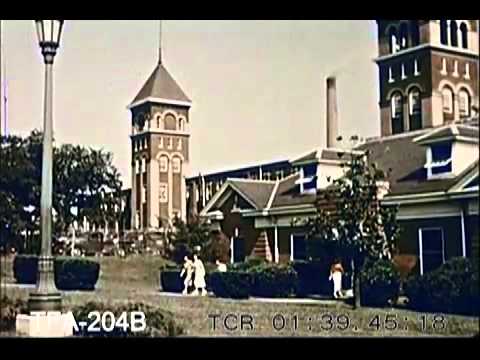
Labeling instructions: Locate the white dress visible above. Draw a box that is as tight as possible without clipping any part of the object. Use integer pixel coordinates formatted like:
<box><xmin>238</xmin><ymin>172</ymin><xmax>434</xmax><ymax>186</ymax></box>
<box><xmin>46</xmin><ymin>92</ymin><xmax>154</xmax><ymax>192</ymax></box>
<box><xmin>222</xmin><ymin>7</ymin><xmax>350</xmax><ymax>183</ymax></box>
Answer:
<box><xmin>332</xmin><ymin>271</ymin><xmax>342</xmax><ymax>295</ymax></box>
<box><xmin>193</xmin><ymin>259</ymin><xmax>207</xmax><ymax>288</ymax></box>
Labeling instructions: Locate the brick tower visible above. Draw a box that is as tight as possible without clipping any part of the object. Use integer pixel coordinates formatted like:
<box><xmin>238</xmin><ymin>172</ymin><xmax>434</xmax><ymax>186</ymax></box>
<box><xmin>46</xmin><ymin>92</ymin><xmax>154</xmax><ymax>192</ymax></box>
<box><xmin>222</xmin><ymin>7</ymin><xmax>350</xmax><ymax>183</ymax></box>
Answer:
<box><xmin>376</xmin><ymin>20</ymin><xmax>479</xmax><ymax>136</ymax></box>
<box><xmin>128</xmin><ymin>22</ymin><xmax>191</xmax><ymax>231</ymax></box>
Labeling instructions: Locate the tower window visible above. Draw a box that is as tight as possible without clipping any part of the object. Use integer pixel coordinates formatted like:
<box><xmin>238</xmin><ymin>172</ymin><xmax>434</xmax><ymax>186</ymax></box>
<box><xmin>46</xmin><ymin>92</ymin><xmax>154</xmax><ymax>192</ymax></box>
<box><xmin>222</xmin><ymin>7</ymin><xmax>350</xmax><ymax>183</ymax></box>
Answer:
<box><xmin>389</xmin><ymin>27</ymin><xmax>399</xmax><ymax>54</ymax></box>
<box><xmin>159</xmin><ymin>183</ymin><xmax>168</xmax><ymax>203</ymax></box>
<box><xmin>388</xmin><ymin>67</ymin><xmax>394</xmax><ymax>83</ymax></box>
<box><xmin>401</xmin><ymin>64</ymin><xmax>407</xmax><ymax>80</ymax></box>
<box><xmin>441</xmin><ymin>58</ymin><xmax>448</xmax><ymax>75</ymax></box>
<box><xmin>459</xmin><ymin>89</ymin><xmax>471</xmax><ymax>118</ymax></box>
<box><xmin>172</xmin><ymin>157</ymin><xmax>182</xmax><ymax>174</ymax></box>
<box><xmin>442</xmin><ymin>86</ymin><xmax>454</xmax><ymax>114</ymax></box>
<box><xmin>453</xmin><ymin>60</ymin><xmax>459</xmax><ymax>77</ymax></box>
<box><xmin>141</xmin><ymin>158</ymin><xmax>146</xmax><ymax>173</ymax></box>
<box><xmin>440</xmin><ymin>20</ymin><xmax>448</xmax><ymax>45</ymax></box>
<box><xmin>399</xmin><ymin>22</ymin><xmax>409</xmax><ymax>49</ymax></box>
<box><xmin>177</xmin><ymin>139</ymin><xmax>182</xmax><ymax>150</ymax></box>
<box><xmin>159</xmin><ymin>156</ymin><xmax>168</xmax><ymax>173</ymax></box>
<box><xmin>408</xmin><ymin>87</ymin><xmax>422</xmax><ymax>131</ymax></box>
<box><xmin>391</xmin><ymin>92</ymin><xmax>404</xmax><ymax>134</ymax></box>
<box><xmin>450</xmin><ymin>20</ymin><xmax>458</xmax><ymax>47</ymax></box>
<box><xmin>464</xmin><ymin>63</ymin><xmax>470</xmax><ymax>80</ymax></box>
<box><xmin>410</xmin><ymin>21</ymin><xmax>420</xmax><ymax>46</ymax></box>
<box><xmin>460</xmin><ymin>22</ymin><xmax>468</xmax><ymax>49</ymax></box>
<box><xmin>414</xmin><ymin>59</ymin><xmax>420</xmax><ymax>76</ymax></box>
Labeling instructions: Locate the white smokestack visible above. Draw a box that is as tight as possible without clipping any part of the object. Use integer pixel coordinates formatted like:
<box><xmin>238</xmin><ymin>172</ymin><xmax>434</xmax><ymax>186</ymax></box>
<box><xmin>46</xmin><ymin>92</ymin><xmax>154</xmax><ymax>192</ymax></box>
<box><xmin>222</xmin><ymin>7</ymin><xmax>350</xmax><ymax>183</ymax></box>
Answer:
<box><xmin>326</xmin><ymin>76</ymin><xmax>338</xmax><ymax>149</ymax></box>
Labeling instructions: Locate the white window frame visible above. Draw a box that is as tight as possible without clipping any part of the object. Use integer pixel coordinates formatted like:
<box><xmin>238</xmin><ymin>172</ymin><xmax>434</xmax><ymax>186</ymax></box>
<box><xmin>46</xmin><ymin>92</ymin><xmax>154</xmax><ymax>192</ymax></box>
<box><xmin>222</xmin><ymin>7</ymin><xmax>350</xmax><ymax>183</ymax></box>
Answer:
<box><xmin>442</xmin><ymin>87</ymin><xmax>454</xmax><ymax>113</ymax></box>
<box><xmin>418</xmin><ymin>227</ymin><xmax>445</xmax><ymax>275</ymax></box>
<box><xmin>159</xmin><ymin>156</ymin><xmax>168</xmax><ymax>173</ymax></box>
<box><xmin>464</xmin><ymin>62</ymin><xmax>470</xmax><ymax>80</ymax></box>
<box><xmin>458</xmin><ymin>90</ymin><xmax>470</xmax><ymax>117</ymax></box>
<box><xmin>408</xmin><ymin>89</ymin><xmax>421</xmax><ymax>115</ymax></box>
<box><xmin>290</xmin><ymin>233</ymin><xmax>307</xmax><ymax>262</ymax></box>
<box><xmin>441</xmin><ymin>58</ymin><xmax>448</xmax><ymax>76</ymax></box>
<box><xmin>388</xmin><ymin>66</ymin><xmax>394</xmax><ymax>83</ymax></box>
<box><xmin>453</xmin><ymin>60</ymin><xmax>459</xmax><ymax>77</ymax></box>
<box><xmin>172</xmin><ymin>157</ymin><xmax>182</xmax><ymax>174</ymax></box>
<box><xmin>414</xmin><ymin>59</ymin><xmax>420</xmax><ymax>76</ymax></box>
<box><xmin>401</xmin><ymin>63</ymin><xmax>407</xmax><ymax>80</ymax></box>
<box><xmin>425</xmin><ymin>144</ymin><xmax>453</xmax><ymax>179</ymax></box>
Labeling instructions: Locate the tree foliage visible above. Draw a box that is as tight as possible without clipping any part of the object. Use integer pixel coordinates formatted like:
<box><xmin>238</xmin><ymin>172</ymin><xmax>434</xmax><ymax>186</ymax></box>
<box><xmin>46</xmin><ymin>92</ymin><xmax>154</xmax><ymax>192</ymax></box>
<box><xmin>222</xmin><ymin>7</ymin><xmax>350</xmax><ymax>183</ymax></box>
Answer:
<box><xmin>304</xmin><ymin>143</ymin><xmax>400</xmax><ymax>307</ymax></box>
<box><xmin>0</xmin><ymin>131</ymin><xmax>123</xmax><ymax>252</ymax></box>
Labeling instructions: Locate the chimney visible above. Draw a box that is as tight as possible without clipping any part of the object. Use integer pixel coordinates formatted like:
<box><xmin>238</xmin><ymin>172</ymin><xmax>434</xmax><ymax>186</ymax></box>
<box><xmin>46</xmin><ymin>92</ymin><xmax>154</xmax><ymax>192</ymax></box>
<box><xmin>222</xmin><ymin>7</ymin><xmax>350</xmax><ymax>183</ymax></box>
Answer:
<box><xmin>326</xmin><ymin>76</ymin><xmax>338</xmax><ymax>149</ymax></box>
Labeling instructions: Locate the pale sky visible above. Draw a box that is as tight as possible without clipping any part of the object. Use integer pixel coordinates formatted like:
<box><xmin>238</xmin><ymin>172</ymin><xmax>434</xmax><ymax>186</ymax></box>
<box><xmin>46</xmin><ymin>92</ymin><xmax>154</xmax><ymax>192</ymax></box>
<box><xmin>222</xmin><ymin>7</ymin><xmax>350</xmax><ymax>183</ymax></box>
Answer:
<box><xmin>1</xmin><ymin>20</ymin><xmax>380</xmax><ymax>188</ymax></box>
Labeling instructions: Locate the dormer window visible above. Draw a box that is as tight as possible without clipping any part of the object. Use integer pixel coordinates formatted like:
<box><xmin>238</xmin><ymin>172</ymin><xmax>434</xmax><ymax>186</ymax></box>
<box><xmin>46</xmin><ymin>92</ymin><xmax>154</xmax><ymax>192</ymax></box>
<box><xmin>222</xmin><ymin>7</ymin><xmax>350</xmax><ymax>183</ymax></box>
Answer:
<box><xmin>296</xmin><ymin>164</ymin><xmax>317</xmax><ymax>194</ymax></box>
<box><xmin>426</xmin><ymin>142</ymin><xmax>453</xmax><ymax>178</ymax></box>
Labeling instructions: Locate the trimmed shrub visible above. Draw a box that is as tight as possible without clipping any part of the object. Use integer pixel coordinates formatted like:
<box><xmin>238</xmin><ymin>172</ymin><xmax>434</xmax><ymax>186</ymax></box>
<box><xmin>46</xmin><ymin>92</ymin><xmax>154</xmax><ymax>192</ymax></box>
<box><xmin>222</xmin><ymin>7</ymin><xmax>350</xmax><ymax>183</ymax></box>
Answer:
<box><xmin>292</xmin><ymin>260</ymin><xmax>331</xmax><ymax>296</ymax></box>
<box><xmin>12</xmin><ymin>255</ymin><xmax>100</xmax><ymax>291</ymax></box>
<box><xmin>71</xmin><ymin>301</ymin><xmax>184</xmax><ymax>337</ymax></box>
<box><xmin>250</xmin><ymin>263</ymin><xmax>298</xmax><ymax>298</ymax></box>
<box><xmin>160</xmin><ymin>269</ymin><xmax>184</xmax><ymax>293</ymax></box>
<box><xmin>405</xmin><ymin>257</ymin><xmax>479</xmax><ymax>315</ymax></box>
<box><xmin>209</xmin><ymin>271</ymin><xmax>252</xmax><ymax>299</ymax></box>
<box><xmin>55</xmin><ymin>257</ymin><xmax>100</xmax><ymax>291</ymax></box>
<box><xmin>0</xmin><ymin>297</ymin><xmax>28</xmax><ymax>332</ymax></box>
<box><xmin>360</xmin><ymin>258</ymin><xmax>400</xmax><ymax>307</ymax></box>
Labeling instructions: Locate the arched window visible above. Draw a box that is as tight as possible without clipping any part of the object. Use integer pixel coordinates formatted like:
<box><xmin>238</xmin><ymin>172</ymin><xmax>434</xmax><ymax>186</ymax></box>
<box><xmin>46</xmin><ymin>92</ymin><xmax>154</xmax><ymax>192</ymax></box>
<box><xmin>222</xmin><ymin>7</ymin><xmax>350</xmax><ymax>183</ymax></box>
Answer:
<box><xmin>460</xmin><ymin>22</ymin><xmax>468</xmax><ymax>49</ymax></box>
<box><xmin>389</xmin><ymin>27</ymin><xmax>399</xmax><ymax>54</ymax></box>
<box><xmin>410</xmin><ymin>21</ymin><xmax>420</xmax><ymax>46</ymax></box>
<box><xmin>172</xmin><ymin>157</ymin><xmax>182</xmax><ymax>174</ymax></box>
<box><xmin>442</xmin><ymin>86</ymin><xmax>454</xmax><ymax>114</ymax></box>
<box><xmin>400</xmin><ymin>23</ymin><xmax>409</xmax><ymax>49</ymax></box>
<box><xmin>450</xmin><ymin>21</ymin><xmax>458</xmax><ymax>47</ymax></box>
<box><xmin>440</xmin><ymin>20</ymin><xmax>448</xmax><ymax>45</ymax></box>
<box><xmin>458</xmin><ymin>89</ymin><xmax>471</xmax><ymax>118</ymax></box>
<box><xmin>159</xmin><ymin>156</ymin><xmax>169</xmax><ymax>173</ymax></box>
<box><xmin>408</xmin><ymin>87</ymin><xmax>422</xmax><ymax>131</ymax></box>
<box><xmin>178</xmin><ymin>118</ymin><xmax>184</xmax><ymax>131</ymax></box>
<box><xmin>391</xmin><ymin>92</ymin><xmax>404</xmax><ymax>134</ymax></box>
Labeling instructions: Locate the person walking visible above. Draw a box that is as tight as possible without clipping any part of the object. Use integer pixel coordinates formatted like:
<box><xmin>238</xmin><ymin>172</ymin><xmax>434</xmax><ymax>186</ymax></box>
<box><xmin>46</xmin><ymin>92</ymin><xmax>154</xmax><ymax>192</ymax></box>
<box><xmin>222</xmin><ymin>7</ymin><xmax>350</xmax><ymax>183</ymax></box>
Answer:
<box><xmin>192</xmin><ymin>253</ymin><xmax>207</xmax><ymax>296</ymax></box>
<box><xmin>329</xmin><ymin>258</ymin><xmax>344</xmax><ymax>299</ymax></box>
<box><xmin>180</xmin><ymin>255</ymin><xmax>194</xmax><ymax>295</ymax></box>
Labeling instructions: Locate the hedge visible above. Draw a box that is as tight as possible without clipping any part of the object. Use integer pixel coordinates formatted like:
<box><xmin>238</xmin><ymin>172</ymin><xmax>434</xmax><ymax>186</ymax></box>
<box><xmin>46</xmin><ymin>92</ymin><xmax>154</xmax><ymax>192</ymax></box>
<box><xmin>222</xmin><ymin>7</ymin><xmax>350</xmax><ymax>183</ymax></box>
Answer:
<box><xmin>360</xmin><ymin>258</ymin><xmax>400</xmax><ymax>307</ymax></box>
<box><xmin>159</xmin><ymin>269</ymin><xmax>184</xmax><ymax>293</ymax></box>
<box><xmin>250</xmin><ymin>263</ymin><xmax>298</xmax><ymax>298</ymax></box>
<box><xmin>13</xmin><ymin>255</ymin><xmax>100</xmax><ymax>291</ymax></box>
<box><xmin>70</xmin><ymin>301</ymin><xmax>184</xmax><ymax>337</ymax></box>
<box><xmin>405</xmin><ymin>257</ymin><xmax>479</xmax><ymax>316</ymax></box>
<box><xmin>208</xmin><ymin>271</ymin><xmax>252</xmax><ymax>299</ymax></box>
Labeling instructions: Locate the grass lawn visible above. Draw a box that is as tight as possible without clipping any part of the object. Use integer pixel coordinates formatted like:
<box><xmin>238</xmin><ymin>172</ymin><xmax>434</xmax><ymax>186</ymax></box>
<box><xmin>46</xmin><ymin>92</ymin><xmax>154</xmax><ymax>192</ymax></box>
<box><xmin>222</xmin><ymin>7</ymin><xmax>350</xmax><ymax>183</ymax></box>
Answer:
<box><xmin>1</xmin><ymin>255</ymin><xmax>479</xmax><ymax>337</ymax></box>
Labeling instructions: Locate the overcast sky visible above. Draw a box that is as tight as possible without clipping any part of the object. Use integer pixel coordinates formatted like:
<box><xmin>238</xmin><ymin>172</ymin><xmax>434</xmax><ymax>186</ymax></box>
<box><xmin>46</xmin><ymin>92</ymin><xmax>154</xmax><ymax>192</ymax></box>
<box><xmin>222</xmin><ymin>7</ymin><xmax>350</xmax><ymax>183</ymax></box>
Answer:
<box><xmin>1</xmin><ymin>20</ymin><xmax>379</xmax><ymax>188</ymax></box>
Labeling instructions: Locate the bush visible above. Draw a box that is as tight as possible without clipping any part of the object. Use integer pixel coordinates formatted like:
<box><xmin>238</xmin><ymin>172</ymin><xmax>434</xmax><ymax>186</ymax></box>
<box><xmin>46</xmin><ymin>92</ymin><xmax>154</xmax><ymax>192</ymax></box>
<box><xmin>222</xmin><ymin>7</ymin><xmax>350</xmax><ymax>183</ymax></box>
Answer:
<box><xmin>12</xmin><ymin>255</ymin><xmax>100</xmax><ymax>291</ymax></box>
<box><xmin>202</xmin><ymin>232</ymin><xmax>230</xmax><ymax>264</ymax></box>
<box><xmin>169</xmin><ymin>242</ymin><xmax>192</xmax><ymax>265</ymax></box>
<box><xmin>292</xmin><ymin>260</ymin><xmax>331</xmax><ymax>296</ymax></box>
<box><xmin>159</xmin><ymin>269</ymin><xmax>184</xmax><ymax>293</ymax></box>
<box><xmin>209</xmin><ymin>271</ymin><xmax>252</xmax><ymax>299</ymax></box>
<box><xmin>250</xmin><ymin>263</ymin><xmax>298</xmax><ymax>298</ymax></box>
<box><xmin>71</xmin><ymin>301</ymin><xmax>184</xmax><ymax>337</ymax></box>
<box><xmin>360</xmin><ymin>258</ymin><xmax>400</xmax><ymax>307</ymax></box>
<box><xmin>229</xmin><ymin>256</ymin><xmax>266</xmax><ymax>272</ymax></box>
<box><xmin>0</xmin><ymin>297</ymin><xmax>28</xmax><ymax>332</ymax></box>
<box><xmin>405</xmin><ymin>257</ymin><xmax>479</xmax><ymax>315</ymax></box>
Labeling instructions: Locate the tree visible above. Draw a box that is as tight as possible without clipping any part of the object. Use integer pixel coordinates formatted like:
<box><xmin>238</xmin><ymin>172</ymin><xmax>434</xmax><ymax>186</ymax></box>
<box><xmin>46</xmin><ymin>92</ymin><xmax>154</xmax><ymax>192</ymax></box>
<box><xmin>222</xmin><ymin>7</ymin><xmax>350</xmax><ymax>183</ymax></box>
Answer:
<box><xmin>304</xmin><ymin>139</ymin><xmax>400</xmax><ymax>308</ymax></box>
<box><xmin>167</xmin><ymin>215</ymin><xmax>211</xmax><ymax>264</ymax></box>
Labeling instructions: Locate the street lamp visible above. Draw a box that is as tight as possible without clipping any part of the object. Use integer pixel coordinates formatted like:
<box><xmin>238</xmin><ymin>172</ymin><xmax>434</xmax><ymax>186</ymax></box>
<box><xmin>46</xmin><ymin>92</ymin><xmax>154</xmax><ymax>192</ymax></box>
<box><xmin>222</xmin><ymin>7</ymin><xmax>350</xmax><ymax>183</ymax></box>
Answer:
<box><xmin>28</xmin><ymin>20</ymin><xmax>64</xmax><ymax>312</ymax></box>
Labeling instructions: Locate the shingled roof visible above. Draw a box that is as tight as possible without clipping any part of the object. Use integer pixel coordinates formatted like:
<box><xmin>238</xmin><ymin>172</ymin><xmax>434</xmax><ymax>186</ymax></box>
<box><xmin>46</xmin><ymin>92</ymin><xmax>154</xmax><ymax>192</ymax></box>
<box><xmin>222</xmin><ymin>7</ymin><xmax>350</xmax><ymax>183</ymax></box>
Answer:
<box><xmin>129</xmin><ymin>63</ymin><xmax>191</xmax><ymax>108</ymax></box>
<box><xmin>228</xmin><ymin>179</ymin><xmax>276</xmax><ymax>210</ymax></box>
<box><xmin>356</xmin><ymin>124</ymin><xmax>479</xmax><ymax>196</ymax></box>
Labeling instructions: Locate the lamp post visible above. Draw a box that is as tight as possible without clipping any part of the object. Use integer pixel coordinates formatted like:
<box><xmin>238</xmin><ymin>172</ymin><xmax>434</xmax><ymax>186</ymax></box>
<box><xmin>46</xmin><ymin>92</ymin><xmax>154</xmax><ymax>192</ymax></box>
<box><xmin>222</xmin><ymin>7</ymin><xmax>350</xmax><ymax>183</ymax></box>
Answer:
<box><xmin>28</xmin><ymin>20</ymin><xmax>64</xmax><ymax>312</ymax></box>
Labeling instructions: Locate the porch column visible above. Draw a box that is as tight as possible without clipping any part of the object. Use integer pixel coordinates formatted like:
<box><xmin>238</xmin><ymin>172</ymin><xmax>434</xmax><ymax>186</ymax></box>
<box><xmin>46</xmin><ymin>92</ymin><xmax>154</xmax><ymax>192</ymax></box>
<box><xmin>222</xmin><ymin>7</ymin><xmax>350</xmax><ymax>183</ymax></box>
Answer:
<box><xmin>274</xmin><ymin>224</ymin><xmax>279</xmax><ymax>263</ymax></box>
<box><xmin>460</xmin><ymin>205</ymin><xmax>467</xmax><ymax>258</ymax></box>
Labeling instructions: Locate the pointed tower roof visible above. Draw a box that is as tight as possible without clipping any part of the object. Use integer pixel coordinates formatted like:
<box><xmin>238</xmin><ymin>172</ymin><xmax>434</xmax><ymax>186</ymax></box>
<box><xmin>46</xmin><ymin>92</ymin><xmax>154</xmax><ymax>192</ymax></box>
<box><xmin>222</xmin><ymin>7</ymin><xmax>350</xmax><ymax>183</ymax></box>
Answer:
<box><xmin>128</xmin><ymin>63</ymin><xmax>192</xmax><ymax>109</ymax></box>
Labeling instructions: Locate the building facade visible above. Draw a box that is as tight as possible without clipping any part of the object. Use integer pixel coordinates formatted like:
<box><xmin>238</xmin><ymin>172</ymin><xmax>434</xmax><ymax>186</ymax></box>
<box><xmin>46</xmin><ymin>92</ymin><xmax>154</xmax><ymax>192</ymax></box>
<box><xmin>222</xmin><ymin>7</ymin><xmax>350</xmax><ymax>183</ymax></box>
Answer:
<box><xmin>128</xmin><ymin>54</ymin><xmax>191</xmax><ymax>231</ymax></box>
<box><xmin>376</xmin><ymin>20</ymin><xmax>479</xmax><ymax>136</ymax></box>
